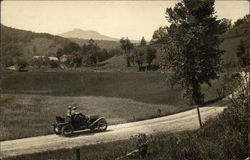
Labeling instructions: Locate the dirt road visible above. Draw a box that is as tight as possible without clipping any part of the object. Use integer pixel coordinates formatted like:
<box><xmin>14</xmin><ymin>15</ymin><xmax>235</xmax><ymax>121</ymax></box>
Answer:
<box><xmin>0</xmin><ymin>106</ymin><xmax>225</xmax><ymax>159</ymax></box>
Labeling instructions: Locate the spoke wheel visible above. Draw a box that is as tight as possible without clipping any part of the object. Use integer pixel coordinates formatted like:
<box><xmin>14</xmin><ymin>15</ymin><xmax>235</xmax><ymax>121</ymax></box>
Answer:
<box><xmin>53</xmin><ymin>125</ymin><xmax>61</xmax><ymax>135</ymax></box>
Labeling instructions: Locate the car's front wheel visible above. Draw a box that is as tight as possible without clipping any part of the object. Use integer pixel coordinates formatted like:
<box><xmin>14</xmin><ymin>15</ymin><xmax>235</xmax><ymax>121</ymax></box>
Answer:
<box><xmin>53</xmin><ymin>125</ymin><xmax>61</xmax><ymax>135</ymax></box>
<box><xmin>62</xmin><ymin>125</ymin><xmax>74</xmax><ymax>136</ymax></box>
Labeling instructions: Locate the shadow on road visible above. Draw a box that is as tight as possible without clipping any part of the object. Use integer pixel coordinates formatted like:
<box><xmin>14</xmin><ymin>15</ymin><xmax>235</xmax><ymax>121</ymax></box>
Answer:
<box><xmin>65</xmin><ymin>129</ymin><xmax>113</xmax><ymax>138</ymax></box>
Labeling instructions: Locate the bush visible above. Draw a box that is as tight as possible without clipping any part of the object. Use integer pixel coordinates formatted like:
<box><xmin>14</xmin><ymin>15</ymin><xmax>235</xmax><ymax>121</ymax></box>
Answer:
<box><xmin>49</xmin><ymin>60</ymin><xmax>58</xmax><ymax>68</ymax></box>
<box><xmin>16</xmin><ymin>58</ymin><xmax>28</xmax><ymax>71</ymax></box>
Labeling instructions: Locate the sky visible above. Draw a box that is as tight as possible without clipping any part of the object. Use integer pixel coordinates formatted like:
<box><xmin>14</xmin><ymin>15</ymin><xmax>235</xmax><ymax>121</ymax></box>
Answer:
<box><xmin>1</xmin><ymin>1</ymin><xmax>249</xmax><ymax>41</ymax></box>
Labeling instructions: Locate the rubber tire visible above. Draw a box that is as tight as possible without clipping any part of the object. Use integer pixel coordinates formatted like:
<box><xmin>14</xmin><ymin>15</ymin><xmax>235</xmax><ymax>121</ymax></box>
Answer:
<box><xmin>62</xmin><ymin>125</ymin><xmax>74</xmax><ymax>136</ymax></box>
<box><xmin>97</xmin><ymin>119</ymin><xmax>108</xmax><ymax>132</ymax></box>
<box><xmin>53</xmin><ymin>125</ymin><xmax>61</xmax><ymax>135</ymax></box>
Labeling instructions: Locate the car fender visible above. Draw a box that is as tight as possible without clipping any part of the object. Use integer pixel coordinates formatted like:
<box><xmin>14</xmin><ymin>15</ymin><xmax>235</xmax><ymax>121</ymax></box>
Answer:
<box><xmin>89</xmin><ymin>117</ymin><xmax>106</xmax><ymax>128</ymax></box>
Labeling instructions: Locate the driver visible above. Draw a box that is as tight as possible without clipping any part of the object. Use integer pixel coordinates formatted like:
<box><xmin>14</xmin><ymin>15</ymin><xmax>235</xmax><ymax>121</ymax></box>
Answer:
<box><xmin>71</xmin><ymin>106</ymin><xmax>79</xmax><ymax>116</ymax></box>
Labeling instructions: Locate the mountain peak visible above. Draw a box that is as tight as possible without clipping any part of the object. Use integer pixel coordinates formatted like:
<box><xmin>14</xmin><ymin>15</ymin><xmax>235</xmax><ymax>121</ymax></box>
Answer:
<box><xmin>58</xmin><ymin>28</ymin><xmax>118</xmax><ymax>41</ymax></box>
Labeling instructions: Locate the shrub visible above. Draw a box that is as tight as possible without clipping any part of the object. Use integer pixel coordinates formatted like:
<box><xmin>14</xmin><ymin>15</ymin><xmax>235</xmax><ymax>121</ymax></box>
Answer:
<box><xmin>16</xmin><ymin>58</ymin><xmax>28</xmax><ymax>71</ymax></box>
<box><xmin>49</xmin><ymin>60</ymin><xmax>59</xmax><ymax>68</ymax></box>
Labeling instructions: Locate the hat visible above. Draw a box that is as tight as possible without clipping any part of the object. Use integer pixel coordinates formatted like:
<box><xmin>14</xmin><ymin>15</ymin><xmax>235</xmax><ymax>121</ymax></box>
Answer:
<box><xmin>73</xmin><ymin>106</ymin><xmax>77</xmax><ymax>110</ymax></box>
<box><xmin>68</xmin><ymin>106</ymin><xmax>72</xmax><ymax>109</ymax></box>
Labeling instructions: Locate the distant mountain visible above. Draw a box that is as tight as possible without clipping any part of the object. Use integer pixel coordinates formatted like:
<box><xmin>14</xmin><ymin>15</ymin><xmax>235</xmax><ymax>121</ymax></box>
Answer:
<box><xmin>59</xmin><ymin>28</ymin><xmax>119</xmax><ymax>41</ymax></box>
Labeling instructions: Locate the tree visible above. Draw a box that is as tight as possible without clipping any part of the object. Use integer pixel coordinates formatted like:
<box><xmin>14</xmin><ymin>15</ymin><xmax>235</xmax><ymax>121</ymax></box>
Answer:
<box><xmin>63</xmin><ymin>42</ymin><xmax>80</xmax><ymax>55</ymax></box>
<box><xmin>152</xmin><ymin>27</ymin><xmax>168</xmax><ymax>44</ymax></box>
<box><xmin>237</xmin><ymin>39</ymin><xmax>250</xmax><ymax>68</ymax></box>
<box><xmin>120</xmin><ymin>37</ymin><xmax>134</xmax><ymax>67</ymax></box>
<box><xmin>16</xmin><ymin>57</ymin><xmax>28</xmax><ymax>71</ymax></box>
<box><xmin>146</xmin><ymin>46</ymin><xmax>156</xmax><ymax>68</ymax></box>
<box><xmin>221</xmin><ymin>18</ymin><xmax>232</xmax><ymax>31</ymax></box>
<box><xmin>234</xmin><ymin>14</ymin><xmax>249</xmax><ymax>27</ymax></box>
<box><xmin>133</xmin><ymin>47</ymin><xmax>146</xmax><ymax>71</ymax></box>
<box><xmin>31</xmin><ymin>57</ymin><xmax>43</xmax><ymax>69</ymax></box>
<box><xmin>56</xmin><ymin>48</ymin><xmax>64</xmax><ymax>58</ymax></box>
<box><xmin>71</xmin><ymin>52</ymin><xmax>83</xmax><ymax>68</ymax></box>
<box><xmin>155</xmin><ymin>0</ymin><xmax>227</xmax><ymax>126</ymax></box>
<box><xmin>132</xmin><ymin>46</ymin><xmax>157</xmax><ymax>71</ymax></box>
<box><xmin>84</xmin><ymin>39</ymin><xmax>103</xmax><ymax>65</ymax></box>
<box><xmin>140</xmin><ymin>37</ymin><xmax>147</xmax><ymax>46</ymax></box>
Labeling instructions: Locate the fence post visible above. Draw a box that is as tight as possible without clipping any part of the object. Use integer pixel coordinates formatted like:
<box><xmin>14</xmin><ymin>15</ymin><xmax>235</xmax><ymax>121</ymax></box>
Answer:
<box><xmin>76</xmin><ymin>148</ymin><xmax>80</xmax><ymax>160</ymax></box>
<box><xmin>196</xmin><ymin>105</ymin><xmax>202</xmax><ymax>127</ymax></box>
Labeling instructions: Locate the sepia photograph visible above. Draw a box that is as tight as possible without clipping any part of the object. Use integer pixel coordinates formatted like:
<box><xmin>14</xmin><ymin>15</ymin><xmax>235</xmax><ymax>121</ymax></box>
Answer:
<box><xmin>0</xmin><ymin>0</ymin><xmax>249</xmax><ymax>159</ymax></box>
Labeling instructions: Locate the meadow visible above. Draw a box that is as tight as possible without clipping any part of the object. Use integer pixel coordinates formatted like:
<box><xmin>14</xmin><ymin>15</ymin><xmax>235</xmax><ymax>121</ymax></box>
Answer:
<box><xmin>1</xmin><ymin>71</ymin><xmax>225</xmax><ymax>105</ymax></box>
<box><xmin>1</xmin><ymin>71</ymin><xmax>228</xmax><ymax>140</ymax></box>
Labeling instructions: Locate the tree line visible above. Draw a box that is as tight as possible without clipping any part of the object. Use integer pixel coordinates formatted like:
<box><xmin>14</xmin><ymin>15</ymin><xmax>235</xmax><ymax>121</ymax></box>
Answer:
<box><xmin>119</xmin><ymin>37</ymin><xmax>157</xmax><ymax>71</ymax></box>
<box><xmin>54</xmin><ymin>38</ymin><xmax>123</xmax><ymax>68</ymax></box>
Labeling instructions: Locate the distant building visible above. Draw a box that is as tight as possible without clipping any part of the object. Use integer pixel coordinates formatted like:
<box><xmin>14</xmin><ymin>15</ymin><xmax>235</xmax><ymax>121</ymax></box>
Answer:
<box><xmin>33</xmin><ymin>56</ymin><xmax>46</xmax><ymax>59</ymax></box>
<box><xmin>48</xmin><ymin>57</ymin><xmax>59</xmax><ymax>61</ymax></box>
<box><xmin>6</xmin><ymin>65</ymin><xmax>18</xmax><ymax>71</ymax></box>
<box><xmin>32</xmin><ymin>56</ymin><xmax>47</xmax><ymax>62</ymax></box>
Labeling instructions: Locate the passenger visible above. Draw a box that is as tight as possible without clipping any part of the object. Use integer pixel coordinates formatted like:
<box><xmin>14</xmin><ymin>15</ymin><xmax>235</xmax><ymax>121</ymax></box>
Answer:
<box><xmin>71</xmin><ymin>106</ymin><xmax>79</xmax><ymax>116</ymax></box>
<box><xmin>67</xmin><ymin>106</ymin><xmax>72</xmax><ymax>117</ymax></box>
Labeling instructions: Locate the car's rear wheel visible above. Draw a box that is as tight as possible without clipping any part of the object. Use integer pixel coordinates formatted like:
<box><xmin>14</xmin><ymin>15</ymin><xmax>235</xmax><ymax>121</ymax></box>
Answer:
<box><xmin>53</xmin><ymin>125</ymin><xmax>61</xmax><ymax>135</ymax></box>
<box><xmin>62</xmin><ymin>125</ymin><xmax>74</xmax><ymax>136</ymax></box>
<box><xmin>97</xmin><ymin>119</ymin><xmax>107</xmax><ymax>132</ymax></box>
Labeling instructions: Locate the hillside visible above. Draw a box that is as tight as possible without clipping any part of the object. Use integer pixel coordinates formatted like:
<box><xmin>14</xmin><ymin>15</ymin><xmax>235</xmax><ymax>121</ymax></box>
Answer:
<box><xmin>0</xmin><ymin>25</ymin><xmax>71</xmax><ymax>66</ymax></box>
<box><xmin>220</xmin><ymin>23</ymin><xmax>249</xmax><ymax>71</ymax></box>
<box><xmin>59</xmin><ymin>28</ymin><xmax>119</xmax><ymax>41</ymax></box>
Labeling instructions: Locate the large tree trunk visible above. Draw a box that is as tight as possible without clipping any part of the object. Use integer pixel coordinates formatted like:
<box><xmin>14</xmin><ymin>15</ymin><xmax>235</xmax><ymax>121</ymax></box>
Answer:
<box><xmin>191</xmin><ymin>79</ymin><xmax>204</xmax><ymax>105</ymax></box>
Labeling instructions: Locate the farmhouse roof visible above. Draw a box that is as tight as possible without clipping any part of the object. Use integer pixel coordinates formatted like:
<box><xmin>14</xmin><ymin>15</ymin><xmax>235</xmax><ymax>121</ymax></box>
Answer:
<box><xmin>48</xmin><ymin>57</ymin><xmax>59</xmax><ymax>61</ymax></box>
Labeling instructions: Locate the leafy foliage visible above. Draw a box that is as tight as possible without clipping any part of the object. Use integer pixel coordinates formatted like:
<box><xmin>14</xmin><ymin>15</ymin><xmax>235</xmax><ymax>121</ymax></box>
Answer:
<box><xmin>120</xmin><ymin>38</ymin><xmax>134</xmax><ymax>67</ymax></box>
<box><xmin>132</xmin><ymin>46</ymin><xmax>157</xmax><ymax>71</ymax></box>
<box><xmin>140</xmin><ymin>37</ymin><xmax>147</xmax><ymax>46</ymax></box>
<box><xmin>16</xmin><ymin>57</ymin><xmax>28</xmax><ymax>71</ymax></box>
<box><xmin>154</xmin><ymin>0</ymin><xmax>227</xmax><ymax>104</ymax></box>
<box><xmin>237</xmin><ymin>39</ymin><xmax>250</xmax><ymax>68</ymax></box>
<box><xmin>234</xmin><ymin>14</ymin><xmax>249</xmax><ymax>27</ymax></box>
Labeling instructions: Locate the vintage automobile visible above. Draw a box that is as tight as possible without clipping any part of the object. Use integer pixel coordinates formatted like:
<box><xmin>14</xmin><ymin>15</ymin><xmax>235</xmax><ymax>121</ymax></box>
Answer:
<box><xmin>52</xmin><ymin>113</ymin><xmax>108</xmax><ymax>136</ymax></box>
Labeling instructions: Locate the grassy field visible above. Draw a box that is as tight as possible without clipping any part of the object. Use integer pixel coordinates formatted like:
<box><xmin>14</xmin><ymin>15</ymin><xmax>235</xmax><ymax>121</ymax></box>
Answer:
<box><xmin>1</xmin><ymin>71</ymin><xmax>225</xmax><ymax>105</ymax></box>
<box><xmin>1</xmin><ymin>71</ymin><xmax>228</xmax><ymax>140</ymax></box>
<box><xmin>0</xmin><ymin>94</ymin><xmax>188</xmax><ymax>141</ymax></box>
